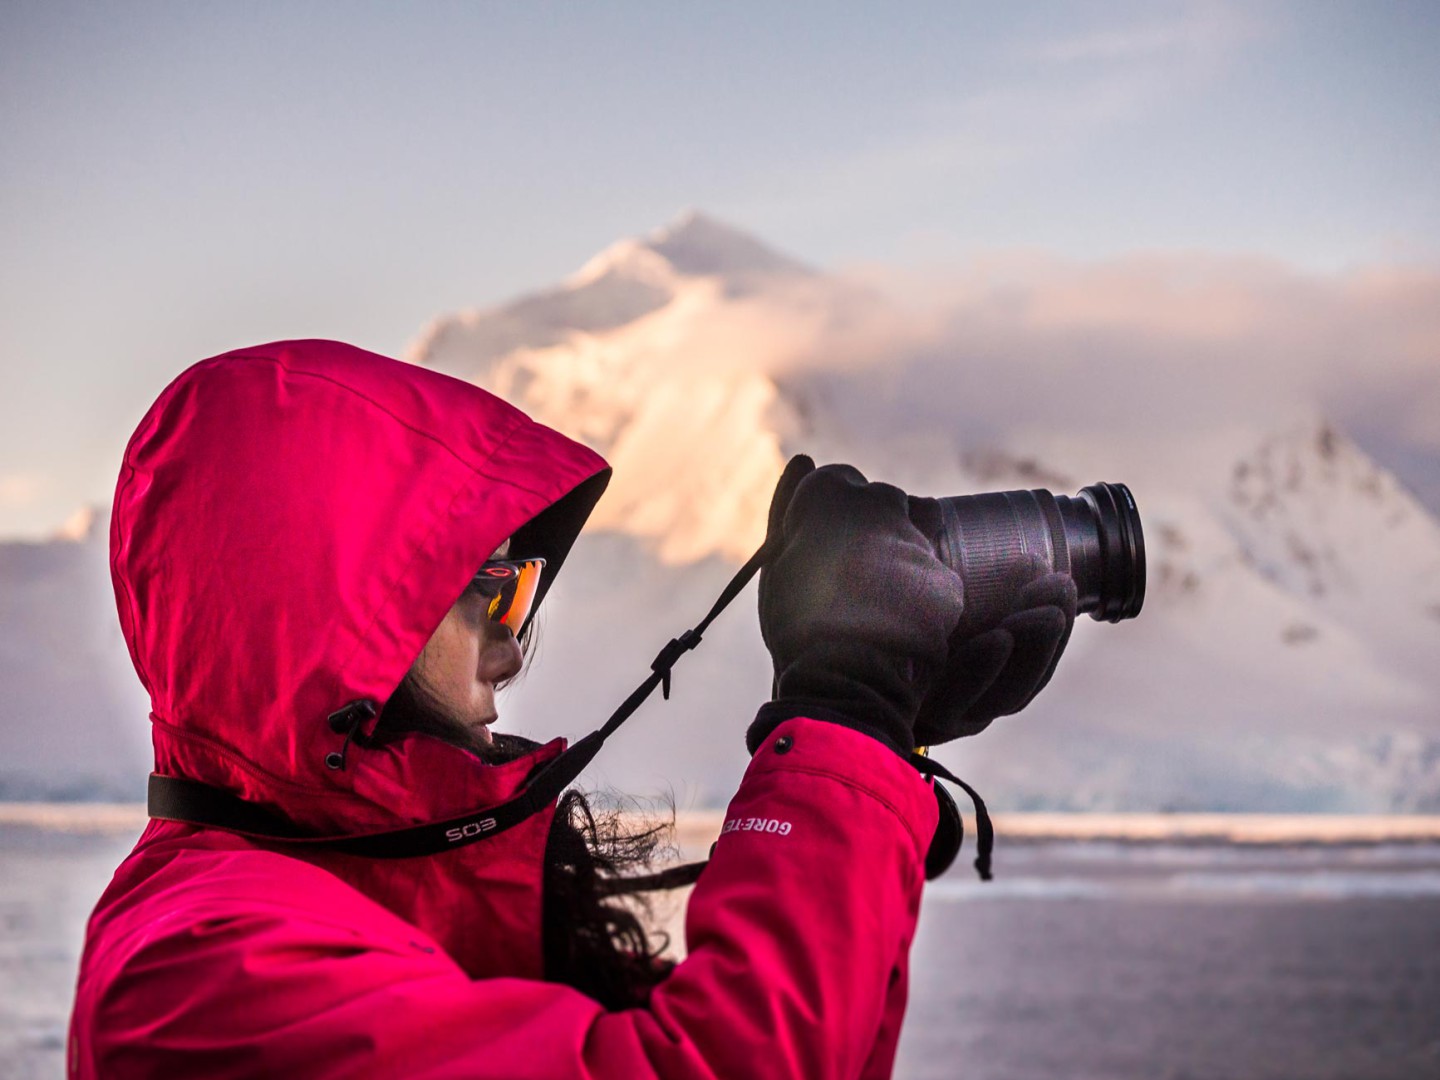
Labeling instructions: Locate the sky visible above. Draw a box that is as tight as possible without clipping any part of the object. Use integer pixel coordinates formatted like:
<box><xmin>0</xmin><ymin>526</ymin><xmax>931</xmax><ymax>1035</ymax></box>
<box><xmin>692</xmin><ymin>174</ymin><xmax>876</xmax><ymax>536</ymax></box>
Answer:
<box><xmin>2</xmin><ymin>0</ymin><xmax>1438</xmax><ymax>538</ymax></box>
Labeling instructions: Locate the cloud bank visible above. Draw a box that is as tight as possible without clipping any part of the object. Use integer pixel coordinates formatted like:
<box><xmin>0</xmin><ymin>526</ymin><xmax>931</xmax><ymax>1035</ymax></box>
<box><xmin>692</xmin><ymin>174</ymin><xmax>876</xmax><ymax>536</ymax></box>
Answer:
<box><xmin>785</xmin><ymin>252</ymin><xmax>1440</xmax><ymax>509</ymax></box>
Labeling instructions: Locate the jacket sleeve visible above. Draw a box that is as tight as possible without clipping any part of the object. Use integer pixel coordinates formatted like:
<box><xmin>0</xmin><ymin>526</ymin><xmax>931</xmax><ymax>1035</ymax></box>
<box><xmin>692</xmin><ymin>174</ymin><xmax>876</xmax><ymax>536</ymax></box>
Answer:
<box><xmin>81</xmin><ymin>717</ymin><xmax>937</xmax><ymax>1080</ymax></box>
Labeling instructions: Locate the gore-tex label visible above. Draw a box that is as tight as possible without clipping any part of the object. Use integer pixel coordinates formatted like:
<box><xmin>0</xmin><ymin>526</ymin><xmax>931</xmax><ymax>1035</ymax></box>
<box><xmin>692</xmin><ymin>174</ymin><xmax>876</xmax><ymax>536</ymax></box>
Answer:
<box><xmin>720</xmin><ymin>816</ymin><xmax>792</xmax><ymax>836</ymax></box>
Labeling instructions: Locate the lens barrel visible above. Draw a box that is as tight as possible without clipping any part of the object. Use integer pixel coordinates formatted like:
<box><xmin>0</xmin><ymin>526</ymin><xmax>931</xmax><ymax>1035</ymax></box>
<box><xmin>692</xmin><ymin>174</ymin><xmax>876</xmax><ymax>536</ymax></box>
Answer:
<box><xmin>932</xmin><ymin>481</ymin><xmax>1145</xmax><ymax>629</ymax></box>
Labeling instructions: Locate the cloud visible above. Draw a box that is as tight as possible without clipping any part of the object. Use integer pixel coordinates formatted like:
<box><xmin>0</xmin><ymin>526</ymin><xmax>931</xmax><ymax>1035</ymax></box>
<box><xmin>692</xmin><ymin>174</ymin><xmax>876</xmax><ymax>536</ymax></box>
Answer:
<box><xmin>788</xmin><ymin>251</ymin><xmax>1440</xmax><ymax>507</ymax></box>
<box><xmin>1032</xmin><ymin>3</ymin><xmax>1264</xmax><ymax>65</ymax></box>
<box><xmin>840</xmin><ymin>252</ymin><xmax>1438</xmax><ymax>426</ymax></box>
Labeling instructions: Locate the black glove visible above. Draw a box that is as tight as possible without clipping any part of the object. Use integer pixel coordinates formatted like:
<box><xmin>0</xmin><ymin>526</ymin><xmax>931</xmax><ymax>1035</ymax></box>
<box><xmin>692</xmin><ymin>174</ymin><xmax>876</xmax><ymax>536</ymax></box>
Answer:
<box><xmin>749</xmin><ymin>458</ymin><xmax>965</xmax><ymax>757</ymax></box>
<box><xmin>912</xmin><ymin>554</ymin><xmax>1077</xmax><ymax>745</ymax></box>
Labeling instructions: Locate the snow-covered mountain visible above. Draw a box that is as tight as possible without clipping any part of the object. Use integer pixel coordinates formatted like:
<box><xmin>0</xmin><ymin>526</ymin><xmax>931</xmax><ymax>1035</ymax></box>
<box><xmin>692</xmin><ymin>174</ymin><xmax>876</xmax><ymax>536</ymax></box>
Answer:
<box><xmin>1221</xmin><ymin>420</ymin><xmax>1440</xmax><ymax>680</ymax></box>
<box><xmin>412</xmin><ymin>212</ymin><xmax>1440</xmax><ymax>811</ymax></box>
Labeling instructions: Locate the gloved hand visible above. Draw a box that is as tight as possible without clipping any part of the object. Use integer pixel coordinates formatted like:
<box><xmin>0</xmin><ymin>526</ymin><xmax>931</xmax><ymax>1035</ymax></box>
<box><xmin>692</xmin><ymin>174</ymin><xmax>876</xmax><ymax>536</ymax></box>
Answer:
<box><xmin>911</xmin><ymin>554</ymin><xmax>1077</xmax><ymax>744</ymax></box>
<box><xmin>749</xmin><ymin>457</ymin><xmax>966</xmax><ymax>757</ymax></box>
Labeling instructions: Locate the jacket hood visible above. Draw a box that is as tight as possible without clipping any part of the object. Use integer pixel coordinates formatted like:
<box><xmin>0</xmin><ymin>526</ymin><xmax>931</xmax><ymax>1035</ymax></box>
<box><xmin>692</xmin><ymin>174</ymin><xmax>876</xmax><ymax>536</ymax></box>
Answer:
<box><xmin>112</xmin><ymin>340</ymin><xmax>610</xmax><ymax>835</ymax></box>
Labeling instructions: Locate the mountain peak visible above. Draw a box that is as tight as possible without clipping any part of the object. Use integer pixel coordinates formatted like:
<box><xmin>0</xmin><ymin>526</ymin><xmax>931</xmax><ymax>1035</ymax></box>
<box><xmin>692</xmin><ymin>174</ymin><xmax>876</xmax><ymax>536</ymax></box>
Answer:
<box><xmin>570</xmin><ymin>211</ymin><xmax>812</xmax><ymax>289</ymax></box>
<box><xmin>645</xmin><ymin>210</ymin><xmax>813</xmax><ymax>280</ymax></box>
<box><xmin>1230</xmin><ymin>416</ymin><xmax>1402</xmax><ymax>512</ymax></box>
<box><xmin>1222</xmin><ymin>415</ymin><xmax>1440</xmax><ymax>651</ymax></box>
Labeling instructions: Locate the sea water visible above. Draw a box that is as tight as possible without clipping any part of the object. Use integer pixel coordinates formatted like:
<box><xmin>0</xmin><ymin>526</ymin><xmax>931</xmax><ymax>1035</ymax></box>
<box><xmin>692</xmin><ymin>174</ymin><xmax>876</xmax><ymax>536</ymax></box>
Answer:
<box><xmin>4</xmin><ymin>812</ymin><xmax>1438</xmax><ymax>1080</ymax></box>
<box><xmin>898</xmin><ymin>840</ymin><xmax>1440</xmax><ymax>1080</ymax></box>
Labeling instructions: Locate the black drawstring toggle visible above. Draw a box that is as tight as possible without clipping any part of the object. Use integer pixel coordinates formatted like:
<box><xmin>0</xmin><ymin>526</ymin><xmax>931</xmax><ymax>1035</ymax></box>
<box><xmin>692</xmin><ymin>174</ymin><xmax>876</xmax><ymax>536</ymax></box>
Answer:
<box><xmin>325</xmin><ymin>699</ymin><xmax>378</xmax><ymax>771</ymax></box>
<box><xmin>651</xmin><ymin>628</ymin><xmax>702</xmax><ymax>700</ymax></box>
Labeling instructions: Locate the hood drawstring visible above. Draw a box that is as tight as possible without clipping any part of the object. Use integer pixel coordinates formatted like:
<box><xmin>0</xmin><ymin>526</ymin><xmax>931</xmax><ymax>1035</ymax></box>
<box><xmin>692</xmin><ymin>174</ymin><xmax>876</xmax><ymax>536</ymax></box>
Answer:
<box><xmin>325</xmin><ymin>700</ymin><xmax>378</xmax><ymax>771</ymax></box>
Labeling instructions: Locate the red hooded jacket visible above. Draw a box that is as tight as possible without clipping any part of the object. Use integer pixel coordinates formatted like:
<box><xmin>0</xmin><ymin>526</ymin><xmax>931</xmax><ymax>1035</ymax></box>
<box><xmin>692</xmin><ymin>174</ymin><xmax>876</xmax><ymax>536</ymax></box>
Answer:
<box><xmin>69</xmin><ymin>340</ymin><xmax>938</xmax><ymax>1078</ymax></box>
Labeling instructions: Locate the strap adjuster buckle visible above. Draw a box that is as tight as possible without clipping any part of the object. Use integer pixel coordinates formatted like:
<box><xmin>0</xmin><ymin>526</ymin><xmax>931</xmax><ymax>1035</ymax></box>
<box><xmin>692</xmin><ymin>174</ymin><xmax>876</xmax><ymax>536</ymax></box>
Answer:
<box><xmin>651</xmin><ymin>628</ymin><xmax>703</xmax><ymax>699</ymax></box>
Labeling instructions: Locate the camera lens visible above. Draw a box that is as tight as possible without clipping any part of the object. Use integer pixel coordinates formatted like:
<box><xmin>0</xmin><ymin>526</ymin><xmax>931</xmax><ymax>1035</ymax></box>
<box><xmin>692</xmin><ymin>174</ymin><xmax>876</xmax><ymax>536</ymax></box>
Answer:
<box><xmin>932</xmin><ymin>481</ymin><xmax>1145</xmax><ymax>629</ymax></box>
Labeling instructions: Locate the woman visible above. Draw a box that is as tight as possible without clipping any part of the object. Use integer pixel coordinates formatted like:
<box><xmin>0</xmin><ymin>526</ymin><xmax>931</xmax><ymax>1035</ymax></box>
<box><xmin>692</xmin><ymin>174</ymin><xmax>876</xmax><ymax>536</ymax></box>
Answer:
<box><xmin>70</xmin><ymin>339</ymin><xmax>1073</xmax><ymax>1077</ymax></box>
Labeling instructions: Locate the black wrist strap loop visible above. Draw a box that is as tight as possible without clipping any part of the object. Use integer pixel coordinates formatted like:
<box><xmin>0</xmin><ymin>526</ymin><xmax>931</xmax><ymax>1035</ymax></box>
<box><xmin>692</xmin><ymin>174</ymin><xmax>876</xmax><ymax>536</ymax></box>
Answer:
<box><xmin>908</xmin><ymin>753</ymin><xmax>995</xmax><ymax>881</ymax></box>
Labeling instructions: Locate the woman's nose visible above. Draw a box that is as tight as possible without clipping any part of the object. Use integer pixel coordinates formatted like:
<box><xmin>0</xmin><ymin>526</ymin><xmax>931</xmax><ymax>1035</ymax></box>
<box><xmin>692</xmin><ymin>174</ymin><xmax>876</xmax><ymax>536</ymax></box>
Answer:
<box><xmin>480</xmin><ymin>620</ymin><xmax>524</xmax><ymax>682</ymax></box>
